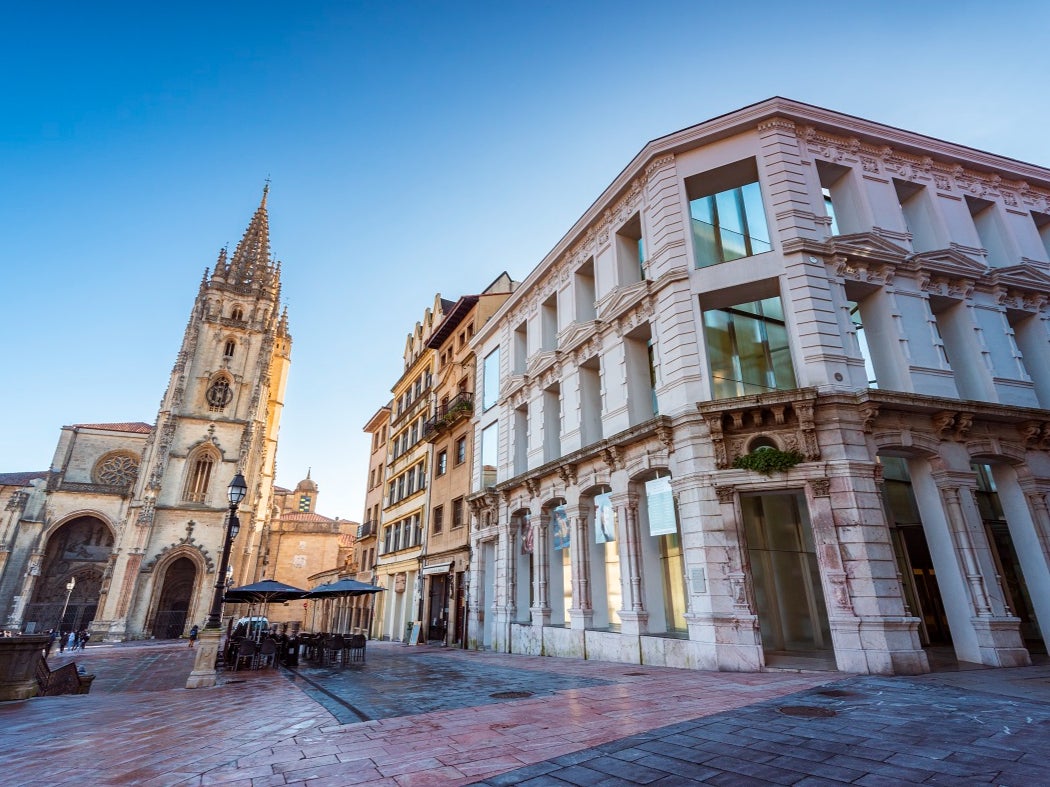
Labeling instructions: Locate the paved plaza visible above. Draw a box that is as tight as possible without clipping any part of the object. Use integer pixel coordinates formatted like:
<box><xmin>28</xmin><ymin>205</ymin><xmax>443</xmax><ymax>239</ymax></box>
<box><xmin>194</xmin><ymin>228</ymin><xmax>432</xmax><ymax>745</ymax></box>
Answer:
<box><xmin>2</xmin><ymin>640</ymin><xmax>1048</xmax><ymax>786</ymax></box>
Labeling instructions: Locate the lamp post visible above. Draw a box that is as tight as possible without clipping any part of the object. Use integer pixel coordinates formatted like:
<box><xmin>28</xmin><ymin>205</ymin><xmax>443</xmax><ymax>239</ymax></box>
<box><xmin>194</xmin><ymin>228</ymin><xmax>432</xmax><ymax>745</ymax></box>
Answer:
<box><xmin>59</xmin><ymin>577</ymin><xmax>76</xmax><ymax>630</ymax></box>
<box><xmin>205</xmin><ymin>472</ymin><xmax>246</xmax><ymax>630</ymax></box>
<box><xmin>187</xmin><ymin>472</ymin><xmax>247</xmax><ymax>689</ymax></box>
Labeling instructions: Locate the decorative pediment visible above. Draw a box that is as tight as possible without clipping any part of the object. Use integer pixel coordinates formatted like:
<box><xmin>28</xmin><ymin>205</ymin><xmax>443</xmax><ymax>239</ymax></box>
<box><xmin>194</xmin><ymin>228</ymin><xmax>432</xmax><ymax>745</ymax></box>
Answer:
<box><xmin>503</xmin><ymin>373</ymin><xmax>528</xmax><ymax>404</ymax></box>
<box><xmin>826</xmin><ymin>231</ymin><xmax>911</xmax><ymax>265</ymax></box>
<box><xmin>907</xmin><ymin>247</ymin><xmax>989</xmax><ymax>278</ymax></box>
<box><xmin>526</xmin><ymin>349</ymin><xmax>559</xmax><ymax>379</ymax></box>
<box><xmin>557</xmin><ymin>320</ymin><xmax>600</xmax><ymax>356</ymax></box>
<box><xmin>596</xmin><ymin>279</ymin><xmax>649</xmax><ymax>324</ymax></box>
<box><xmin>989</xmin><ymin>263</ymin><xmax>1050</xmax><ymax>292</ymax></box>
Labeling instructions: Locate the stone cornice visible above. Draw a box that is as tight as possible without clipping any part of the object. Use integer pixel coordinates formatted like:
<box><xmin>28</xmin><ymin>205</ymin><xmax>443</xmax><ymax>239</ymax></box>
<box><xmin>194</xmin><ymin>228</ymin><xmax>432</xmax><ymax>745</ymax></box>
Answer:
<box><xmin>495</xmin><ymin>415</ymin><xmax>675</xmax><ymax>495</ymax></box>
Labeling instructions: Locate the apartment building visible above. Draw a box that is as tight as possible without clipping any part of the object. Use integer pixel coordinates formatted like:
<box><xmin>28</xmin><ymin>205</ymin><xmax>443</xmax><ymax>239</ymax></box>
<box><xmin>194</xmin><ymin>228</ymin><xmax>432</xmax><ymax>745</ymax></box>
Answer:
<box><xmin>466</xmin><ymin>97</ymin><xmax>1050</xmax><ymax>674</ymax></box>
<box><xmin>420</xmin><ymin>273</ymin><xmax>516</xmax><ymax>645</ymax></box>
<box><xmin>350</xmin><ymin>405</ymin><xmax>390</xmax><ymax>635</ymax></box>
<box><xmin>372</xmin><ymin>297</ymin><xmax>446</xmax><ymax>641</ymax></box>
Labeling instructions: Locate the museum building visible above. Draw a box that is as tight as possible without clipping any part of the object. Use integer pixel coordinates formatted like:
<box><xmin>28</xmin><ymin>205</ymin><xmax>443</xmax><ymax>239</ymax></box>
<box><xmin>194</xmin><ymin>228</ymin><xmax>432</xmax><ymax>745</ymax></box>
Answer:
<box><xmin>466</xmin><ymin>97</ymin><xmax>1050</xmax><ymax>674</ymax></box>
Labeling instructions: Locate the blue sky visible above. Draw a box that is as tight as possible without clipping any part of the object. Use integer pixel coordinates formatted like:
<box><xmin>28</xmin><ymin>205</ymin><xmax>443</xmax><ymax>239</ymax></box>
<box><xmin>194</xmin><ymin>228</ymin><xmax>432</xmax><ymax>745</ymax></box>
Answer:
<box><xmin>3</xmin><ymin>1</ymin><xmax>1049</xmax><ymax>519</ymax></box>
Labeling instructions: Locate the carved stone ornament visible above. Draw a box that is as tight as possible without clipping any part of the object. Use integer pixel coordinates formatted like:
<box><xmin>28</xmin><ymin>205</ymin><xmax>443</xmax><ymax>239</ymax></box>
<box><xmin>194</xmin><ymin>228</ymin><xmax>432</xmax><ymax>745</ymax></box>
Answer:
<box><xmin>933</xmin><ymin>410</ymin><xmax>974</xmax><ymax>441</ymax></box>
<box><xmin>1019</xmin><ymin>420</ymin><xmax>1050</xmax><ymax>449</ymax></box>
<box><xmin>714</xmin><ymin>486</ymin><xmax>736</xmax><ymax>504</ymax></box>
<box><xmin>809</xmin><ymin>478</ymin><xmax>831</xmax><ymax>498</ymax></box>
<box><xmin>859</xmin><ymin>403</ymin><xmax>880</xmax><ymax>433</ymax></box>
<box><xmin>557</xmin><ymin>463</ymin><xmax>578</xmax><ymax>487</ymax></box>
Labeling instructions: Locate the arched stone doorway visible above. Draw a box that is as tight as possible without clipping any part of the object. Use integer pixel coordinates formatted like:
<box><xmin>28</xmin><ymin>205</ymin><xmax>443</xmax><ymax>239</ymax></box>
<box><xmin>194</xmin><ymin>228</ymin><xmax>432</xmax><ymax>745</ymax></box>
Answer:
<box><xmin>151</xmin><ymin>558</ymin><xmax>198</xmax><ymax>639</ymax></box>
<box><xmin>25</xmin><ymin>516</ymin><xmax>112</xmax><ymax>633</ymax></box>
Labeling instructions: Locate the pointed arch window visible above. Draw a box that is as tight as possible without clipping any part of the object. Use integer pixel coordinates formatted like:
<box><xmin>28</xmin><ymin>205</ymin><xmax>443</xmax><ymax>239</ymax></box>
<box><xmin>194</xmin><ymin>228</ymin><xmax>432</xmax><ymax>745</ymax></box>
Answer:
<box><xmin>231</xmin><ymin>307</ymin><xmax>244</xmax><ymax>321</ymax></box>
<box><xmin>223</xmin><ymin>339</ymin><xmax>236</xmax><ymax>360</ymax></box>
<box><xmin>183</xmin><ymin>452</ymin><xmax>215</xmax><ymax>503</ymax></box>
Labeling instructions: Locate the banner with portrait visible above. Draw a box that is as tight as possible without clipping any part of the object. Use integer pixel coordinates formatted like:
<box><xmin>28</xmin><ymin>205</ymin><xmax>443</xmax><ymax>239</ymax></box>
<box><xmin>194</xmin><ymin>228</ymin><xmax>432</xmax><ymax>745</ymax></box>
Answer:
<box><xmin>594</xmin><ymin>493</ymin><xmax>617</xmax><ymax>543</ymax></box>
<box><xmin>551</xmin><ymin>505</ymin><xmax>570</xmax><ymax>551</ymax></box>
<box><xmin>645</xmin><ymin>476</ymin><xmax>677</xmax><ymax>536</ymax></box>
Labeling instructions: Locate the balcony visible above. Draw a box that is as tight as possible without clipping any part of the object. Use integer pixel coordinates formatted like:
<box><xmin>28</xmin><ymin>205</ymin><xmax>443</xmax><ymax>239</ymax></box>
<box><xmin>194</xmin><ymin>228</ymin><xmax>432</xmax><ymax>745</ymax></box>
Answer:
<box><xmin>423</xmin><ymin>392</ymin><xmax>474</xmax><ymax>440</ymax></box>
<box><xmin>357</xmin><ymin>520</ymin><xmax>377</xmax><ymax>539</ymax></box>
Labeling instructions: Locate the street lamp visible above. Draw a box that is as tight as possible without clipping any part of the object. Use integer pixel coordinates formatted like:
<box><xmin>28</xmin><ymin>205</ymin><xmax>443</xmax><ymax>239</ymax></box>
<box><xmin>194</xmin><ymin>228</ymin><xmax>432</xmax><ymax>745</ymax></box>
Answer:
<box><xmin>187</xmin><ymin>471</ymin><xmax>247</xmax><ymax>688</ymax></box>
<box><xmin>59</xmin><ymin>576</ymin><xmax>76</xmax><ymax>629</ymax></box>
<box><xmin>205</xmin><ymin>472</ymin><xmax>247</xmax><ymax>630</ymax></box>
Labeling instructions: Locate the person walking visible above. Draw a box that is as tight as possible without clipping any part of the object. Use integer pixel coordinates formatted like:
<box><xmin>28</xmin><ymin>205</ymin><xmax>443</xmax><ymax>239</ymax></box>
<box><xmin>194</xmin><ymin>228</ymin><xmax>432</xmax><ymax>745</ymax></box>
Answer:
<box><xmin>66</xmin><ymin>630</ymin><xmax>75</xmax><ymax>652</ymax></box>
<box><xmin>46</xmin><ymin>629</ymin><xmax>59</xmax><ymax>658</ymax></box>
<box><xmin>188</xmin><ymin>624</ymin><xmax>199</xmax><ymax>648</ymax></box>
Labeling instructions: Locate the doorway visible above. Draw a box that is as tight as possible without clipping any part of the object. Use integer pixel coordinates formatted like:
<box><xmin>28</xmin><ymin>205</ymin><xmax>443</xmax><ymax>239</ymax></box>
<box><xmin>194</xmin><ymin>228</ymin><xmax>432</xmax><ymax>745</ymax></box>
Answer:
<box><xmin>151</xmin><ymin>557</ymin><xmax>197</xmax><ymax>639</ymax></box>
<box><xmin>742</xmin><ymin>492</ymin><xmax>833</xmax><ymax>656</ymax></box>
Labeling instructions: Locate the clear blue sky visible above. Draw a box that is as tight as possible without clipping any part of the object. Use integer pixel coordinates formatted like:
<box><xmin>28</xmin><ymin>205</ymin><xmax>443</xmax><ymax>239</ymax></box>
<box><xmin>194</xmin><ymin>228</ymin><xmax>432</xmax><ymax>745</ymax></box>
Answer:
<box><xmin>3</xmin><ymin>1</ymin><xmax>1049</xmax><ymax>519</ymax></box>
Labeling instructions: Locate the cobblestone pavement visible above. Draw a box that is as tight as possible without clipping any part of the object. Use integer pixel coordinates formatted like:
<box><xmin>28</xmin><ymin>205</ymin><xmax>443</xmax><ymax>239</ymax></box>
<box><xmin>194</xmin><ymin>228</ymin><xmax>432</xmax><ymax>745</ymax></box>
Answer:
<box><xmin>3</xmin><ymin>640</ymin><xmax>1048</xmax><ymax>786</ymax></box>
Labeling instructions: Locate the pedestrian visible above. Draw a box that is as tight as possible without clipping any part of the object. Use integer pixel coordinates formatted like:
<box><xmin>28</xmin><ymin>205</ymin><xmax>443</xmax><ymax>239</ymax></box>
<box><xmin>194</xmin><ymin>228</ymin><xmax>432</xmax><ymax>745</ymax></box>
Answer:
<box><xmin>188</xmin><ymin>624</ymin><xmax>199</xmax><ymax>648</ymax></box>
<box><xmin>46</xmin><ymin>629</ymin><xmax>58</xmax><ymax>657</ymax></box>
<box><xmin>58</xmin><ymin>630</ymin><xmax>67</xmax><ymax>653</ymax></box>
<box><xmin>79</xmin><ymin>629</ymin><xmax>90</xmax><ymax>650</ymax></box>
<box><xmin>66</xmin><ymin>630</ymin><xmax>75</xmax><ymax>651</ymax></box>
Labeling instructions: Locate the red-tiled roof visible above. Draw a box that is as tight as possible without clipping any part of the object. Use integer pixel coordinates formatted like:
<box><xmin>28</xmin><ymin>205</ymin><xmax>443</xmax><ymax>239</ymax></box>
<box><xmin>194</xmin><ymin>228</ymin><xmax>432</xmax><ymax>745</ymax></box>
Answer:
<box><xmin>0</xmin><ymin>471</ymin><xmax>48</xmax><ymax>486</ymax></box>
<box><xmin>282</xmin><ymin>512</ymin><xmax>337</xmax><ymax>524</ymax></box>
<box><xmin>68</xmin><ymin>422</ymin><xmax>153</xmax><ymax>434</ymax></box>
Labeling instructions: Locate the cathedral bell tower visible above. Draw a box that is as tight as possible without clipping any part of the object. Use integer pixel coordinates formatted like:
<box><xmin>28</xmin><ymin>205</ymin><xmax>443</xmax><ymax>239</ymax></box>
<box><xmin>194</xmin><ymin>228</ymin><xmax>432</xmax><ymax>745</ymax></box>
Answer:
<box><xmin>91</xmin><ymin>187</ymin><xmax>292</xmax><ymax>641</ymax></box>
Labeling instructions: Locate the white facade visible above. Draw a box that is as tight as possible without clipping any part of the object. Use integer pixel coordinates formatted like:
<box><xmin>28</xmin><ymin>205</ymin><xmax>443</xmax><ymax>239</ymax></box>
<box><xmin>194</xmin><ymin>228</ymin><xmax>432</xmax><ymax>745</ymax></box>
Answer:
<box><xmin>466</xmin><ymin>98</ymin><xmax>1050</xmax><ymax>674</ymax></box>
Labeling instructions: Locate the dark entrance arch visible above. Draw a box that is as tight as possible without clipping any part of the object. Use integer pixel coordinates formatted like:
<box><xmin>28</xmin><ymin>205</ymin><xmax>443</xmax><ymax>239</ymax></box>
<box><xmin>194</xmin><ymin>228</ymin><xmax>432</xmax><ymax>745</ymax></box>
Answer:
<box><xmin>151</xmin><ymin>558</ymin><xmax>197</xmax><ymax>639</ymax></box>
<box><xmin>24</xmin><ymin>516</ymin><xmax>112</xmax><ymax>633</ymax></box>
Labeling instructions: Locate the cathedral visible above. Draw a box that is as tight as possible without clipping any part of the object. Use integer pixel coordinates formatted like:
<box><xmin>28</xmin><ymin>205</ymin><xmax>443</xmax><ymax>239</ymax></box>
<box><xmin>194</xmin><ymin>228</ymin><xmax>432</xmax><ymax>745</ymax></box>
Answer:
<box><xmin>0</xmin><ymin>189</ymin><xmax>291</xmax><ymax>641</ymax></box>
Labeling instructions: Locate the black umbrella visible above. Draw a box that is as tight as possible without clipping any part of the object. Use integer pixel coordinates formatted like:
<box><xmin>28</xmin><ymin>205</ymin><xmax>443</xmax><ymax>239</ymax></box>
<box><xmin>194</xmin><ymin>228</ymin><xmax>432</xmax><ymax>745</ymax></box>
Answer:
<box><xmin>224</xmin><ymin>579</ymin><xmax>309</xmax><ymax>603</ymax></box>
<box><xmin>307</xmin><ymin>578</ymin><xmax>385</xmax><ymax>597</ymax></box>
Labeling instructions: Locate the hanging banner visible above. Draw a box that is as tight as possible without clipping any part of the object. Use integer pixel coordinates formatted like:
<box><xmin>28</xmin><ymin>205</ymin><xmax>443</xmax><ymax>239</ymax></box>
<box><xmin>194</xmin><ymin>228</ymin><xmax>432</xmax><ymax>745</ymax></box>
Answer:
<box><xmin>594</xmin><ymin>493</ymin><xmax>617</xmax><ymax>543</ymax></box>
<box><xmin>645</xmin><ymin>477</ymin><xmax>677</xmax><ymax>536</ymax></box>
<box><xmin>551</xmin><ymin>505</ymin><xmax>570</xmax><ymax>551</ymax></box>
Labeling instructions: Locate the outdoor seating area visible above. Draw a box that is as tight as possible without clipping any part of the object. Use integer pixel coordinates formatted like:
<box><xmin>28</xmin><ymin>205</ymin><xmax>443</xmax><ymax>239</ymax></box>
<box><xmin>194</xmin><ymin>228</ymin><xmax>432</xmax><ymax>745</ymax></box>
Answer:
<box><xmin>296</xmin><ymin>632</ymin><xmax>367</xmax><ymax>666</ymax></box>
<box><xmin>223</xmin><ymin>631</ymin><xmax>367</xmax><ymax>671</ymax></box>
<box><xmin>220</xmin><ymin>577</ymin><xmax>382</xmax><ymax>671</ymax></box>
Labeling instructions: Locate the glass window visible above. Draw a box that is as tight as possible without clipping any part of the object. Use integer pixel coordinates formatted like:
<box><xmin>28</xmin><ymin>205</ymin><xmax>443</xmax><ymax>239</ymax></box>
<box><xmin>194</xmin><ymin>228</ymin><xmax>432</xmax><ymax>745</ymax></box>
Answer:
<box><xmin>452</xmin><ymin>497</ymin><xmax>464</xmax><ymax>527</ymax></box>
<box><xmin>481</xmin><ymin>422</ymin><xmax>498</xmax><ymax>488</ymax></box>
<box><xmin>455</xmin><ymin>436</ymin><xmax>466</xmax><ymax>465</ymax></box>
<box><xmin>436</xmin><ymin>450</ymin><xmax>447</xmax><ymax>475</ymax></box>
<box><xmin>687</xmin><ymin>160</ymin><xmax>771</xmax><ymax>268</ymax></box>
<box><xmin>432</xmin><ymin>505</ymin><xmax>443</xmax><ymax>533</ymax></box>
<box><xmin>483</xmin><ymin>348</ymin><xmax>500</xmax><ymax>410</ymax></box>
<box><xmin>704</xmin><ymin>296</ymin><xmax>796</xmax><ymax>399</ymax></box>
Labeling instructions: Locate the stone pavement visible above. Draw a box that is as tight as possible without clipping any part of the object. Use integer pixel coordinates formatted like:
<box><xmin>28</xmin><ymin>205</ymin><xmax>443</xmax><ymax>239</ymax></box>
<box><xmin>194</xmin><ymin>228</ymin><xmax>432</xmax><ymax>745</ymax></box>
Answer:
<box><xmin>2</xmin><ymin>640</ymin><xmax>1048</xmax><ymax>786</ymax></box>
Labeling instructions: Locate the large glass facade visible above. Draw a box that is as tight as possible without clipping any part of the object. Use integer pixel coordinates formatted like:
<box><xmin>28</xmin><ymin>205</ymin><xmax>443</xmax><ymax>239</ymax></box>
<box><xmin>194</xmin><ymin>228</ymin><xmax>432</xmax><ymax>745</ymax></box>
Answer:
<box><xmin>480</xmin><ymin>422</ymin><xmax>498</xmax><ymax>488</ymax></box>
<box><xmin>703</xmin><ymin>296</ymin><xmax>796</xmax><ymax>398</ymax></box>
<box><xmin>691</xmin><ymin>181</ymin><xmax>771</xmax><ymax>267</ymax></box>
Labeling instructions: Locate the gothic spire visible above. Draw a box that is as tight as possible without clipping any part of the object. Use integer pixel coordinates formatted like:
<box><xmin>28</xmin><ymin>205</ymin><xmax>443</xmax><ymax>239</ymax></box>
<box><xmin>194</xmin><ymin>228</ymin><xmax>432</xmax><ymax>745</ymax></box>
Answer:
<box><xmin>227</xmin><ymin>185</ymin><xmax>275</xmax><ymax>292</ymax></box>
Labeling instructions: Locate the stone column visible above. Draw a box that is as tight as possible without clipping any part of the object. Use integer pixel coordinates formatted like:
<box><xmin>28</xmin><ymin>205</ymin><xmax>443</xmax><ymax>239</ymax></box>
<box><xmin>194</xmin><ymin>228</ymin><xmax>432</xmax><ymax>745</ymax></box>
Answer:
<box><xmin>930</xmin><ymin>471</ymin><xmax>1029</xmax><ymax>667</ymax></box>
<box><xmin>612</xmin><ymin>491</ymin><xmax>648</xmax><ymax>637</ymax></box>
<box><xmin>804</xmin><ymin>473</ymin><xmax>927</xmax><ymax>675</ymax></box>
<box><xmin>566</xmin><ymin>502</ymin><xmax>593</xmax><ymax>630</ymax></box>
<box><xmin>530</xmin><ymin>502</ymin><xmax>551</xmax><ymax>627</ymax></box>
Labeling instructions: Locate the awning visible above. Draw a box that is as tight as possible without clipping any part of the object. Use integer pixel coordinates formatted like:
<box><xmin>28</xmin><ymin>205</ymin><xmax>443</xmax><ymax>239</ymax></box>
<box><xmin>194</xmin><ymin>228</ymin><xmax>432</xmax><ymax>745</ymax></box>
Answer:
<box><xmin>421</xmin><ymin>562</ymin><xmax>453</xmax><ymax>576</ymax></box>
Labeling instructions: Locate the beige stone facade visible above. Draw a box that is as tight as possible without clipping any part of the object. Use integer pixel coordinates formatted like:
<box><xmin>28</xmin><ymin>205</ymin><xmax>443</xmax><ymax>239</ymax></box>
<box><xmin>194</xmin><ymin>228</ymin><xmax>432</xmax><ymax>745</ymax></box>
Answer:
<box><xmin>256</xmin><ymin>475</ymin><xmax>356</xmax><ymax>630</ymax></box>
<box><xmin>420</xmin><ymin>273</ymin><xmax>515</xmax><ymax>645</ymax></box>
<box><xmin>0</xmin><ymin>190</ymin><xmax>292</xmax><ymax>641</ymax></box>
<box><xmin>372</xmin><ymin>297</ymin><xmax>447</xmax><ymax>642</ymax></box>
<box><xmin>466</xmin><ymin>98</ymin><xmax>1050</xmax><ymax>674</ymax></box>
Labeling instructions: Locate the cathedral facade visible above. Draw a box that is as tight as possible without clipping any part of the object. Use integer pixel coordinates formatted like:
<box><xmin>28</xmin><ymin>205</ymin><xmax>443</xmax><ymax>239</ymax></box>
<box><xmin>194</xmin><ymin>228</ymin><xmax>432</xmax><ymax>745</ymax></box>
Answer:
<box><xmin>0</xmin><ymin>189</ymin><xmax>291</xmax><ymax>641</ymax></box>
